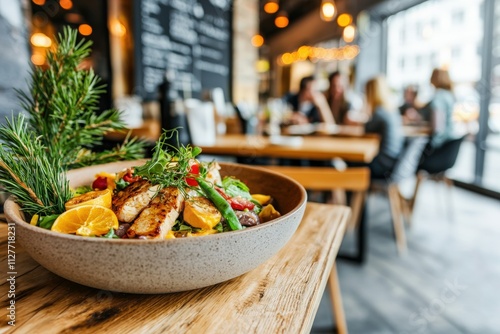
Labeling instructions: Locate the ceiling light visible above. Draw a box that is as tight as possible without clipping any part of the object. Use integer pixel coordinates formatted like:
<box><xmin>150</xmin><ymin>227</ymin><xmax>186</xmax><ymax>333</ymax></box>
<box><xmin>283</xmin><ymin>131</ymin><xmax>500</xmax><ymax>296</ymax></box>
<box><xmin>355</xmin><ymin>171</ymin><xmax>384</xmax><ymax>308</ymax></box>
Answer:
<box><xmin>337</xmin><ymin>13</ymin><xmax>352</xmax><ymax>27</ymax></box>
<box><xmin>251</xmin><ymin>34</ymin><xmax>264</xmax><ymax>47</ymax></box>
<box><xmin>320</xmin><ymin>0</ymin><xmax>336</xmax><ymax>22</ymax></box>
<box><xmin>275</xmin><ymin>11</ymin><xmax>289</xmax><ymax>28</ymax></box>
<box><xmin>343</xmin><ymin>24</ymin><xmax>356</xmax><ymax>43</ymax></box>
<box><xmin>30</xmin><ymin>33</ymin><xmax>52</xmax><ymax>47</ymax></box>
<box><xmin>59</xmin><ymin>0</ymin><xmax>72</xmax><ymax>10</ymax></box>
<box><xmin>31</xmin><ymin>54</ymin><xmax>46</xmax><ymax>66</ymax></box>
<box><xmin>32</xmin><ymin>0</ymin><xmax>46</xmax><ymax>5</ymax></box>
<box><xmin>110</xmin><ymin>20</ymin><xmax>127</xmax><ymax>37</ymax></box>
<box><xmin>79</xmin><ymin>24</ymin><xmax>92</xmax><ymax>36</ymax></box>
<box><xmin>264</xmin><ymin>0</ymin><xmax>279</xmax><ymax>14</ymax></box>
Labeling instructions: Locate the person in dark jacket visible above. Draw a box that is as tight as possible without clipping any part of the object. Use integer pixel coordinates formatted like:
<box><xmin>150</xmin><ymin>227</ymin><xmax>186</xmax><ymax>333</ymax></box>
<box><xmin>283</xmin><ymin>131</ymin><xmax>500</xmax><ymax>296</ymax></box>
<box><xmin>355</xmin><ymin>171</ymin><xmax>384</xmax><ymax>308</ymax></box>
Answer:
<box><xmin>286</xmin><ymin>75</ymin><xmax>334</xmax><ymax>125</ymax></box>
<box><xmin>363</xmin><ymin>76</ymin><xmax>404</xmax><ymax>178</ymax></box>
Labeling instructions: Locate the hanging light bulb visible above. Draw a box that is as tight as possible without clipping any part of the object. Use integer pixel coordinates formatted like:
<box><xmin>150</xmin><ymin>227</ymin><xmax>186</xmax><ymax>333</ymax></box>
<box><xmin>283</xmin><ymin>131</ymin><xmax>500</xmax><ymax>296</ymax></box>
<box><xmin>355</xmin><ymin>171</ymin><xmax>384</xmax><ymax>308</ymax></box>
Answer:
<box><xmin>337</xmin><ymin>13</ymin><xmax>352</xmax><ymax>27</ymax></box>
<box><xmin>343</xmin><ymin>24</ymin><xmax>356</xmax><ymax>43</ymax></box>
<box><xmin>320</xmin><ymin>0</ymin><xmax>336</xmax><ymax>22</ymax></box>
<box><xmin>264</xmin><ymin>0</ymin><xmax>279</xmax><ymax>14</ymax></box>
<box><xmin>275</xmin><ymin>11</ymin><xmax>289</xmax><ymax>28</ymax></box>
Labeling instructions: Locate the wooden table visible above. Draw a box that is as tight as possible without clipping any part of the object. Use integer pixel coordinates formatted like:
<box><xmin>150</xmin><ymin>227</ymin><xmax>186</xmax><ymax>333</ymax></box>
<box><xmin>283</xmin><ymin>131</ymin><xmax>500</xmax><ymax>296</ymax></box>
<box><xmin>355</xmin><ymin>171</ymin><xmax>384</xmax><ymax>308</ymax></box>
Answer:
<box><xmin>284</xmin><ymin>123</ymin><xmax>431</xmax><ymax>138</ymax></box>
<box><xmin>199</xmin><ymin>134</ymin><xmax>380</xmax><ymax>163</ymax></box>
<box><xmin>0</xmin><ymin>203</ymin><xmax>349</xmax><ymax>334</ymax></box>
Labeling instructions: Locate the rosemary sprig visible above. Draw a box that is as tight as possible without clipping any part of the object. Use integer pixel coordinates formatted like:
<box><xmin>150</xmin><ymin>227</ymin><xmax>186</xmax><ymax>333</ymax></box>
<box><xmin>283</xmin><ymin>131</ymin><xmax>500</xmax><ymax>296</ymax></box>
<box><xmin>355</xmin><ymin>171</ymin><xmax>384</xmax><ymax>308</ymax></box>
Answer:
<box><xmin>0</xmin><ymin>115</ymin><xmax>71</xmax><ymax>215</ymax></box>
<box><xmin>16</xmin><ymin>26</ymin><xmax>146</xmax><ymax>168</ymax></box>
<box><xmin>0</xmin><ymin>26</ymin><xmax>146</xmax><ymax>216</ymax></box>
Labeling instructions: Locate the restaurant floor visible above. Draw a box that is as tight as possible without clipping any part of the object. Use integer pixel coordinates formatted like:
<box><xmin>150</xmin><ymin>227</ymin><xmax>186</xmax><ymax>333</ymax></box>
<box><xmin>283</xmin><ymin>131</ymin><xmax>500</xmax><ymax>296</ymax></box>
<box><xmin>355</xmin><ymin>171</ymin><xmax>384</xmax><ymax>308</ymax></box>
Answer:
<box><xmin>311</xmin><ymin>179</ymin><xmax>500</xmax><ymax>334</ymax></box>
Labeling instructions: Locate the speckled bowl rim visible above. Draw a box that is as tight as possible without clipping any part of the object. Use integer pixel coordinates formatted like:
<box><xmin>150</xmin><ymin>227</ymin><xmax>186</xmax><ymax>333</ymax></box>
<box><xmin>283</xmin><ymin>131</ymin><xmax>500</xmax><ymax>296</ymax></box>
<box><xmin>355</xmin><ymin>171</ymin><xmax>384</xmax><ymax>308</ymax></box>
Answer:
<box><xmin>5</xmin><ymin>162</ymin><xmax>307</xmax><ymax>245</ymax></box>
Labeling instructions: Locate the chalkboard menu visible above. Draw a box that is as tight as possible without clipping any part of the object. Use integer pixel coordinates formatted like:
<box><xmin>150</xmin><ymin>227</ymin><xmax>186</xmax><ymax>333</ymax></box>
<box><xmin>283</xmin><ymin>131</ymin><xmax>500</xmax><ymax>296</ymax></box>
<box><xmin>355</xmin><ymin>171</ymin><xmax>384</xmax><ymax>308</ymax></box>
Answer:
<box><xmin>134</xmin><ymin>0</ymin><xmax>233</xmax><ymax>102</ymax></box>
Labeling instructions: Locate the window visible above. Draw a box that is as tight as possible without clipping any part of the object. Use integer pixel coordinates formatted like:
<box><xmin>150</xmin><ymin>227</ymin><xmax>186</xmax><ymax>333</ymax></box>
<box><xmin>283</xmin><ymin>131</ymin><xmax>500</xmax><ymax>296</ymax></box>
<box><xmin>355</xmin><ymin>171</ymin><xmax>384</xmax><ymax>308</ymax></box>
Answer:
<box><xmin>415</xmin><ymin>55</ymin><xmax>423</xmax><ymax>67</ymax></box>
<box><xmin>452</xmin><ymin>10</ymin><xmax>465</xmax><ymax>24</ymax></box>
<box><xmin>386</xmin><ymin>0</ymin><xmax>500</xmax><ymax>194</ymax></box>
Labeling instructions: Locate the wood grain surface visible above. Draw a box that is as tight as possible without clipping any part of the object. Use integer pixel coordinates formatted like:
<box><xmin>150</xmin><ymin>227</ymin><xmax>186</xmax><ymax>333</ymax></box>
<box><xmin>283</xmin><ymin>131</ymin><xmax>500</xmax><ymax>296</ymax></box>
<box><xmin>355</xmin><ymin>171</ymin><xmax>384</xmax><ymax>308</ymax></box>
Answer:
<box><xmin>198</xmin><ymin>134</ymin><xmax>379</xmax><ymax>163</ymax></box>
<box><xmin>0</xmin><ymin>203</ymin><xmax>349</xmax><ymax>334</ymax></box>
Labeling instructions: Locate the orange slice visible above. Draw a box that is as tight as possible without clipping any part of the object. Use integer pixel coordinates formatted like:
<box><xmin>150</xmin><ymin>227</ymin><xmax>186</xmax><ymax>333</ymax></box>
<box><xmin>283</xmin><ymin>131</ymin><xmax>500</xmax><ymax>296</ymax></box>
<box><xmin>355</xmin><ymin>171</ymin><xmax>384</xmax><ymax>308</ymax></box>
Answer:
<box><xmin>65</xmin><ymin>189</ymin><xmax>112</xmax><ymax>210</ymax></box>
<box><xmin>52</xmin><ymin>205</ymin><xmax>119</xmax><ymax>236</ymax></box>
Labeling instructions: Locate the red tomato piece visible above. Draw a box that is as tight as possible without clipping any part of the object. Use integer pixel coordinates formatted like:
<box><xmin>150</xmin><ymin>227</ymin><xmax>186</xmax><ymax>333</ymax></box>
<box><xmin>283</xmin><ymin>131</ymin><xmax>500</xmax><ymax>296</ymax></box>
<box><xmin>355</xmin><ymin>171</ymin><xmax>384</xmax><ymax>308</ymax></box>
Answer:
<box><xmin>123</xmin><ymin>173</ymin><xmax>140</xmax><ymax>183</ymax></box>
<box><xmin>229</xmin><ymin>197</ymin><xmax>255</xmax><ymax>211</ymax></box>
<box><xmin>92</xmin><ymin>176</ymin><xmax>108</xmax><ymax>190</ymax></box>
<box><xmin>185</xmin><ymin>164</ymin><xmax>200</xmax><ymax>186</ymax></box>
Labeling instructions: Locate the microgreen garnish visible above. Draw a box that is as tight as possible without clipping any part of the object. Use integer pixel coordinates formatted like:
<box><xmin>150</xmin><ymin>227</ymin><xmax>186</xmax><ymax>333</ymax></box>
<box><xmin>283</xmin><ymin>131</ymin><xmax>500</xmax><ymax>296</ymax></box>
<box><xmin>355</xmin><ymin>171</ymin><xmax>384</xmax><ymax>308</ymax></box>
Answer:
<box><xmin>133</xmin><ymin>129</ymin><xmax>202</xmax><ymax>193</ymax></box>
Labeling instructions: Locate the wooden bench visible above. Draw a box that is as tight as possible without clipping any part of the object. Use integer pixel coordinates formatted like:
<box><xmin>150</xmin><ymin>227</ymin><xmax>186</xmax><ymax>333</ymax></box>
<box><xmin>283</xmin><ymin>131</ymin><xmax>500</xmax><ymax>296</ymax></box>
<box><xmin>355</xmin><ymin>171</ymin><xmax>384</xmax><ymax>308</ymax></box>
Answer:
<box><xmin>262</xmin><ymin>166</ymin><xmax>371</xmax><ymax>334</ymax></box>
<box><xmin>263</xmin><ymin>166</ymin><xmax>370</xmax><ymax>231</ymax></box>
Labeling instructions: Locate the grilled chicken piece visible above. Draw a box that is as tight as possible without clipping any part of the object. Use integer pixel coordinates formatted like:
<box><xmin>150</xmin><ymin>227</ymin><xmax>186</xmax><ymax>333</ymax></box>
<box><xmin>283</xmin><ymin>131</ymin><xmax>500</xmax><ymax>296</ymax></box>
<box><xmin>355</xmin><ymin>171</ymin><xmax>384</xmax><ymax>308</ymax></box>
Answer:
<box><xmin>112</xmin><ymin>180</ymin><xmax>159</xmax><ymax>223</ymax></box>
<box><xmin>127</xmin><ymin>186</ymin><xmax>184</xmax><ymax>239</ymax></box>
<box><xmin>205</xmin><ymin>162</ymin><xmax>222</xmax><ymax>185</ymax></box>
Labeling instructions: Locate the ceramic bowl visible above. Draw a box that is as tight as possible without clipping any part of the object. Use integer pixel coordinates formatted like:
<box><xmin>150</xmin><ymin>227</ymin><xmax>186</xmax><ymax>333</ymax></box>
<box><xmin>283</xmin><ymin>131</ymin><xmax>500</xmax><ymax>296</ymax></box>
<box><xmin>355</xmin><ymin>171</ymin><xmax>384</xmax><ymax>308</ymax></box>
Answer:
<box><xmin>5</xmin><ymin>161</ymin><xmax>307</xmax><ymax>293</ymax></box>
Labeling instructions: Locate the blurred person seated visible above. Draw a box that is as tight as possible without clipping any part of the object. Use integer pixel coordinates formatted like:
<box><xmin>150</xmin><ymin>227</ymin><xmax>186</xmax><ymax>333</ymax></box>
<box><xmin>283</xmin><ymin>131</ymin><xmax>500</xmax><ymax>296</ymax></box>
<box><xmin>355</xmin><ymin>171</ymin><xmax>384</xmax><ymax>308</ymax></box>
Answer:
<box><xmin>286</xmin><ymin>75</ymin><xmax>335</xmax><ymax>125</ymax></box>
<box><xmin>418</xmin><ymin>68</ymin><xmax>456</xmax><ymax>149</ymax></box>
<box><xmin>349</xmin><ymin>76</ymin><xmax>404</xmax><ymax>179</ymax></box>
<box><xmin>399</xmin><ymin>84</ymin><xmax>422</xmax><ymax>124</ymax></box>
<box><xmin>326</xmin><ymin>71</ymin><xmax>351</xmax><ymax>124</ymax></box>
<box><xmin>325</xmin><ymin>71</ymin><xmax>364</xmax><ymax>125</ymax></box>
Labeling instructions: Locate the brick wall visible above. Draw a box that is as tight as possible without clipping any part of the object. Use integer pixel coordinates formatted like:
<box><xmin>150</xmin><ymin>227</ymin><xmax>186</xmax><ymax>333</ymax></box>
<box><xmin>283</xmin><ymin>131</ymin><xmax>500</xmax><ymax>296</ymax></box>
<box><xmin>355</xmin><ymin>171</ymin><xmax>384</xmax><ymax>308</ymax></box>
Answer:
<box><xmin>232</xmin><ymin>0</ymin><xmax>259</xmax><ymax>105</ymax></box>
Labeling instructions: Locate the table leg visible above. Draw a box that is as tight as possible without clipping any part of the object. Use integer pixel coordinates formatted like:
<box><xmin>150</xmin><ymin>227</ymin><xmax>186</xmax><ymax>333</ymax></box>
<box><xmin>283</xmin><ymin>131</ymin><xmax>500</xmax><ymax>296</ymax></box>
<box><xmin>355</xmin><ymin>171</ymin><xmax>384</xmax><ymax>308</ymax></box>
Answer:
<box><xmin>337</xmin><ymin>198</ymin><xmax>367</xmax><ymax>264</ymax></box>
<box><xmin>328</xmin><ymin>263</ymin><xmax>348</xmax><ymax>334</ymax></box>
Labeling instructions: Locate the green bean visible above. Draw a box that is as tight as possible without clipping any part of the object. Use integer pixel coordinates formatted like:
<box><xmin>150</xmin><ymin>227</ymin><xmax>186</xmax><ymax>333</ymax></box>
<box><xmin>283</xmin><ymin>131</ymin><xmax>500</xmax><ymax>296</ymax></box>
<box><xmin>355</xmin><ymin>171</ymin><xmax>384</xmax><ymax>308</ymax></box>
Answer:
<box><xmin>196</xmin><ymin>178</ymin><xmax>243</xmax><ymax>231</ymax></box>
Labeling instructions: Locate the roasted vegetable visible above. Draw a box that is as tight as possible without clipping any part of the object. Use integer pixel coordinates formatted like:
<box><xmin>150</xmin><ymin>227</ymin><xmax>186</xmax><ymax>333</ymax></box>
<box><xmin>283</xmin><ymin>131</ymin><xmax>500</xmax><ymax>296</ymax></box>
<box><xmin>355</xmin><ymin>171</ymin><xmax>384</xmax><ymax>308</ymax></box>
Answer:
<box><xmin>259</xmin><ymin>204</ymin><xmax>281</xmax><ymax>223</ymax></box>
<box><xmin>196</xmin><ymin>177</ymin><xmax>242</xmax><ymax>231</ymax></box>
<box><xmin>184</xmin><ymin>197</ymin><xmax>222</xmax><ymax>229</ymax></box>
<box><xmin>251</xmin><ymin>194</ymin><xmax>271</xmax><ymax>205</ymax></box>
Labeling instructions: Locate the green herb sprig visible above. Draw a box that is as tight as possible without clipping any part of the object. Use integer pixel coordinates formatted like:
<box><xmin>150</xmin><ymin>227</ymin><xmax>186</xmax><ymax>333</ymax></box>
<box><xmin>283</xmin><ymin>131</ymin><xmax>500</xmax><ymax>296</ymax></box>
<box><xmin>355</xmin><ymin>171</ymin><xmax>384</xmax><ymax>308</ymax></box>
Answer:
<box><xmin>0</xmin><ymin>115</ymin><xmax>71</xmax><ymax>215</ymax></box>
<box><xmin>16</xmin><ymin>26</ymin><xmax>146</xmax><ymax>168</ymax></box>
<box><xmin>133</xmin><ymin>130</ymin><xmax>203</xmax><ymax>193</ymax></box>
<box><xmin>0</xmin><ymin>26</ymin><xmax>146</xmax><ymax>217</ymax></box>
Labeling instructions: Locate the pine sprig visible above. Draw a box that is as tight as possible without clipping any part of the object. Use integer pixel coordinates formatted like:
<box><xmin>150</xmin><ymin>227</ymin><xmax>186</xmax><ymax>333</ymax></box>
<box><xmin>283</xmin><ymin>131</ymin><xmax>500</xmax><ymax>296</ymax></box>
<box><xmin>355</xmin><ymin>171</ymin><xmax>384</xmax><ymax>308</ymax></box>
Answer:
<box><xmin>0</xmin><ymin>115</ymin><xmax>71</xmax><ymax>215</ymax></box>
<box><xmin>0</xmin><ymin>26</ymin><xmax>146</xmax><ymax>216</ymax></box>
<box><xmin>16</xmin><ymin>26</ymin><xmax>145</xmax><ymax>167</ymax></box>
<box><xmin>69</xmin><ymin>135</ymin><xmax>146</xmax><ymax>169</ymax></box>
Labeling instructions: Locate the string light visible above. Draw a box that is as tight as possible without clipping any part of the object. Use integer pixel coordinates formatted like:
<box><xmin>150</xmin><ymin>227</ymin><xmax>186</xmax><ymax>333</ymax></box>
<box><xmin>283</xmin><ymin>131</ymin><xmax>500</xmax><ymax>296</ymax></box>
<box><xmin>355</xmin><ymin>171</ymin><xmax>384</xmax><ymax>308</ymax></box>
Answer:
<box><xmin>320</xmin><ymin>0</ymin><xmax>336</xmax><ymax>22</ymax></box>
<box><xmin>263</xmin><ymin>0</ymin><xmax>279</xmax><ymax>14</ymax></box>
<box><xmin>279</xmin><ymin>45</ymin><xmax>360</xmax><ymax>65</ymax></box>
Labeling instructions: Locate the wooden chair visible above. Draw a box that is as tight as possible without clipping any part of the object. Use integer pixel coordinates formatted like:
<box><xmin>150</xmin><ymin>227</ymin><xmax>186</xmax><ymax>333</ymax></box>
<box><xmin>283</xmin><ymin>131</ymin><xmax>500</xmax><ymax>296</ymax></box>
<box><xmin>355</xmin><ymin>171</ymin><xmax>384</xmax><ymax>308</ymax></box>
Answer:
<box><xmin>263</xmin><ymin>165</ymin><xmax>371</xmax><ymax>334</ymax></box>
<box><xmin>370</xmin><ymin>137</ymin><xmax>428</xmax><ymax>254</ymax></box>
<box><xmin>408</xmin><ymin>135</ymin><xmax>466</xmax><ymax>221</ymax></box>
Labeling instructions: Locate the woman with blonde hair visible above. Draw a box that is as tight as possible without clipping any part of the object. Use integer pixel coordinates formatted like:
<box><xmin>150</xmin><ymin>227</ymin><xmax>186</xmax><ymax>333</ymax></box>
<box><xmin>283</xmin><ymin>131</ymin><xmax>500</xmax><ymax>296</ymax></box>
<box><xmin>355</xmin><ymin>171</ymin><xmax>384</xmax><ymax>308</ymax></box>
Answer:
<box><xmin>419</xmin><ymin>68</ymin><xmax>455</xmax><ymax>148</ymax></box>
<box><xmin>362</xmin><ymin>76</ymin><xmax>404</xmax><ymax>178</ymax></box>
